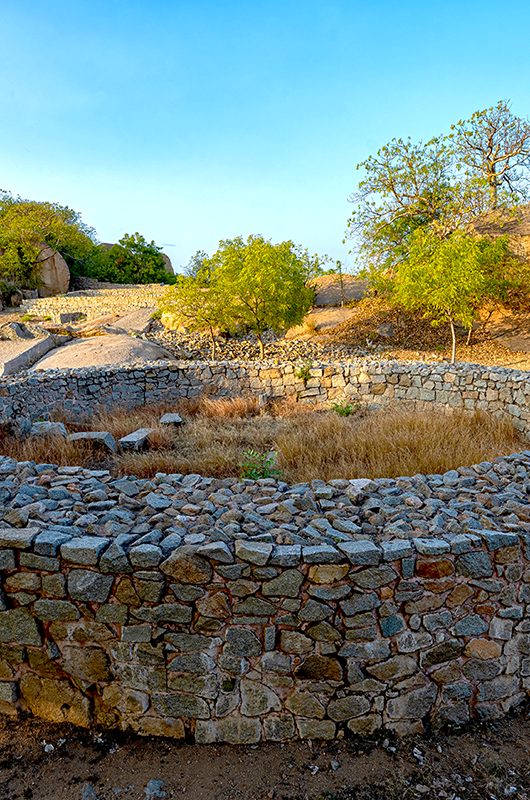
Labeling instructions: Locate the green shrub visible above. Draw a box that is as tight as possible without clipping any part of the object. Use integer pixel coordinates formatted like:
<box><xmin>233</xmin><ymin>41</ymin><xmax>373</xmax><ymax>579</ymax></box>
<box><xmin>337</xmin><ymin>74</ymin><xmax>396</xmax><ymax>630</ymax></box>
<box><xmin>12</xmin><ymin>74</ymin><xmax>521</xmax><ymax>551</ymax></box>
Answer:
<box><xmin>295</xmin><ymin>362</ymin><xmax>312</xmax><ymax>383</ymax></box>
<box><xmin>240</xmin><ymin>449</ymin><xmax>281</xmax><ymax>480</ymax></box>
<box><xmin>331</xmin><ymin>401</ymin><xmax>360</xmax><ymax>417</ymax></box>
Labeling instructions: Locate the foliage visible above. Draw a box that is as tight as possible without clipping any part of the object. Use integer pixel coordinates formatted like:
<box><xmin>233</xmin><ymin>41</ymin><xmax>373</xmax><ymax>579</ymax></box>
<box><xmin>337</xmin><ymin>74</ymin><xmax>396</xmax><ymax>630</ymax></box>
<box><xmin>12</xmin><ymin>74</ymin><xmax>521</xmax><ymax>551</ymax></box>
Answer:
<box><xmin>450</xmin><ymin>100</ymin><xmax>530</xmax><ymax>209</ymax></box>
<box><xmin>389</xmin><ymin>230</ymin><xmax>512</xmax><ymax>362</ymax></box>
<box><xmin>330</xmin><ymin>401</ymin><xmax>359</xmax><ymax>417</ymax></box>
<box><xmin>240</xmin><ymin>448</ymin><xmax>281</xmax><ymax>480</ymax></box>
<box><xmin>161</xmin><ymin>235</ymin><xmax>322</xmax><ymax>357</ymax></box>
<box><xmin>0</xmin><ymin>192</ymin><xmax>97</xmax><ymax>288</ymax></box>
<box><xmin>206</xmin><ymin>235</ymin><xmax>319</xmax><ymax>356</ymax></box>
<box><xmin>84</xmin><ymin>233</ymin><xmax>175</xmax><ymax>285</ymax></box>
<box><xmin>294</xmin><ymin>362</ymin><xmax>313</xmax><ymax>382</ymax></box>
<box><xmin>346</xmin><ymin>100</ymin><xmax>530</xmax><ymax>274</ymax></box>
<box><xmin>159</xmin><ymin>273</ymin><xmax>230</xmax><ymax>358</ymax></box>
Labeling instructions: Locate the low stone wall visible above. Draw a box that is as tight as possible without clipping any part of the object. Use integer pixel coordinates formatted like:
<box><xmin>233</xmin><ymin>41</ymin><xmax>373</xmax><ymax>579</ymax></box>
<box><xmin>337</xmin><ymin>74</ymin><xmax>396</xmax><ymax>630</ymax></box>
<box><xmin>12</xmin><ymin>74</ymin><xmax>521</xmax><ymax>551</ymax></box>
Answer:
<box><xmin>0</xmin><ymin>360</ymin><xmax>529</xmax><ymax>435</ymax></box>
<box><xmin>0</xmin><ymin>359</ymin><xmax>529</xmax><ymax>741</ymax></box>
<box><xmin>20</xmin><ymin>284</ymin><xmax>168</xmax><ymax>323</ymax></box>
<box><xmin>1</xmin><ymin>488</ymin><xmax>530</xmax><ymax>741</ymax></box>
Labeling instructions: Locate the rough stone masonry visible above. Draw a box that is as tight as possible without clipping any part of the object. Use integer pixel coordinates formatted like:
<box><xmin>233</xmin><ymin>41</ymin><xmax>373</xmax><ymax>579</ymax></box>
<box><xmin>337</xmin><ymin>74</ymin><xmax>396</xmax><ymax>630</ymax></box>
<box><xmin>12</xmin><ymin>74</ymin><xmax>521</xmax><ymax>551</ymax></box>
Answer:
<box><xmin>0</xmin><ymin>358</ymin><xmax>528</xmax><ymax>742</ymax></box>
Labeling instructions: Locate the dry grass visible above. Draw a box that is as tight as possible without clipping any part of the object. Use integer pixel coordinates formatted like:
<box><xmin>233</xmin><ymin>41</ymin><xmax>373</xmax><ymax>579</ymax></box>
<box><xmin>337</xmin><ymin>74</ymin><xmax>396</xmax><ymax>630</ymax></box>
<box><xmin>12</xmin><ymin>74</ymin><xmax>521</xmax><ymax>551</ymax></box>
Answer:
<box><xmin>1</xmin><ymin>397</ymin><xmax>526</xmax><ymax>482</ymax></box>
<box><xmin>276</xmin><ymin>407</ymin><xmax>525</xmax><ymax>482</ymax></box>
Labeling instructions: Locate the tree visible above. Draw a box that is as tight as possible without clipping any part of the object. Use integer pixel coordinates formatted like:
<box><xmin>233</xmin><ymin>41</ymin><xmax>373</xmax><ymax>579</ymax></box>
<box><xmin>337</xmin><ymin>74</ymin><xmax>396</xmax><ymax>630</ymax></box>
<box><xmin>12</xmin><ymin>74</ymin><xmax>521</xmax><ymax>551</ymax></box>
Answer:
<box><xmin>159</xmin><ymin>275</ymin><xmax>229</xmax><ymax>358</ymax></box>
<box><xmin>160</xmin><ymin>235</ymin><xmax>320</xmax><ymax>358</ymax></box>
<box><xmin>451</xmin><ymin>100</ymin><xmax>530</xmax><ymax>210</ymax></box>
<box><xmin>0</xmin><ymin>193</ymin><xmax>97</xmax><ymax>289</ymax></box>
<box><xmin>86</xmin><ymin>232</ymin><xmax>175</xmax><ymax>284</ymax></box>
<box><xmin>206</xmin><ymin>235</ymin><xmax>318</xmax><ymax>357</ymax></box>
<box><xmin>389</xmin><ymin>230</ymin><xmax>510</xmax><ymax>363</ymax></box>
<box><xmin>346</xmin><ymin>136</ymin><xmax>485</xmax><ymax>273</ymax></box>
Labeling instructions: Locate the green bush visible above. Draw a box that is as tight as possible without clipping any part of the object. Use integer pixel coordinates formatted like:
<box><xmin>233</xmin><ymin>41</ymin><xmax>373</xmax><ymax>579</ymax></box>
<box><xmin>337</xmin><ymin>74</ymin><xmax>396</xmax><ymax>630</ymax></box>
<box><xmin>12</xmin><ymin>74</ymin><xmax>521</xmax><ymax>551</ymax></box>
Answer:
<box><xmin>331</xmin><ymin>401</ymin><xmax>359</xmax><ymax>417</ymax></box>
<box><xmin>240</xmin><ymin>449</ymin><xmax>281</xmax><ymax>480</ymax></box>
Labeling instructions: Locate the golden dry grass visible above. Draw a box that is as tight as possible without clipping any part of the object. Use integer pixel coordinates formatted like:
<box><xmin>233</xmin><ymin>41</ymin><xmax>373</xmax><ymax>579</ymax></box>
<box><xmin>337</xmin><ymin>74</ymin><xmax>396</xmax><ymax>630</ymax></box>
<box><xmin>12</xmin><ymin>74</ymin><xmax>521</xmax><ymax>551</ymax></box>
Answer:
<box><xmin>1</xmin><ymin>397</ymin><xmax>525</xmax><ymax>481</ymax></box>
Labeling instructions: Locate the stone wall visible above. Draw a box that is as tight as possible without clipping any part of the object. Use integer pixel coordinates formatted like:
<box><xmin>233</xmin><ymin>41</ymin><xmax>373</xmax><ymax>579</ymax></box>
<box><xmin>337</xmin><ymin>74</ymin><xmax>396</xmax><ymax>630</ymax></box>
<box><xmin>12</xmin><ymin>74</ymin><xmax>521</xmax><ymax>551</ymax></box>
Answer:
<box><xmin>0</xmin><ymin>360</ymin><xmax>528</xmax><ymax>435</ymax></box>
<box><xmin>0</xmin><ymin>359</ymin><xmax>529</xmax><ymax>741</ymax></box>
<box><xmin>21</xmin><ymin>285</ymin><xmax>168</xmax><ymax>323</ymax></box>
<box><xmin>1</xmin><ymin>498</ymin><xmax>530</xmax><ymax>741</ymax></box>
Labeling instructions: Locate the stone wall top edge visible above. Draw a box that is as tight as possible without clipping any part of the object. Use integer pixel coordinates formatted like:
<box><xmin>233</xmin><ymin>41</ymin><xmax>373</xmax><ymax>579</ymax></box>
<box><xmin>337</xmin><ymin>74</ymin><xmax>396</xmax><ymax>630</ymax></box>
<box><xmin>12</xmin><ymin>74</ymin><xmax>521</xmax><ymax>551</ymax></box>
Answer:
<box><xmin>1</xmin><ymin>358</ymin><xmax>529</xmax><ymax>385</ymax></box>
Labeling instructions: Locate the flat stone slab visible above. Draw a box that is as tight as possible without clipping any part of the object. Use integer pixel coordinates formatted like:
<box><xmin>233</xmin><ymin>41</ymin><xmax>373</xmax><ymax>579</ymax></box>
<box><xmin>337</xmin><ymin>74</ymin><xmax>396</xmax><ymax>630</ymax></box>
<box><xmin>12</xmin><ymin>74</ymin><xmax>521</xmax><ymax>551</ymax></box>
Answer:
<box><xmin>68</xmin><ymin>431</ymin><xmax>117</xmax><ymax>452</ymax></box>
<box><xmin>119</xmin><ymin>427</ymin><xmax>154</xmax><ymax>451</ymax></box>
<box><xmin>159</xmin><ymin>413</ymin><xmax>183</xmax><ymax>426</ymax></box>
<box><xmin>30</xmin><ymin>421</ymin><xmax>68</xmax><ymax>438</ymax></box>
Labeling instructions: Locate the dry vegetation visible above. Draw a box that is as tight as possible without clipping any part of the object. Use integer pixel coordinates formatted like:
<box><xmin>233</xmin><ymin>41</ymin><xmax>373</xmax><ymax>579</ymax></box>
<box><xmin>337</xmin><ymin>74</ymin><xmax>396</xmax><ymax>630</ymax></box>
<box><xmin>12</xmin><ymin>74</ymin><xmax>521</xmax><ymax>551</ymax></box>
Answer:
<box><xmin>1</xmin><ymin>396</ymin><xmax>526</xmax><ymax>482</ymax></box>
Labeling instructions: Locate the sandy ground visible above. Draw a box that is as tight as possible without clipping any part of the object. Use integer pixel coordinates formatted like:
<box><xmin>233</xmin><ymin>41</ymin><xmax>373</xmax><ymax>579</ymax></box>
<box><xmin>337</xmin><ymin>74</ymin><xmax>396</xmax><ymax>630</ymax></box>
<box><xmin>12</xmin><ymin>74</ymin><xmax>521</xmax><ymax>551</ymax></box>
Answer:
<box><xmin>31</xmin><ymin>334</ymin><xmax>175</xmax><ymax>370</ymax></box>
<box><xmin>2</xmin><ymin>713</ymin><xmax>530</xmax><ymax>800</ymax></box>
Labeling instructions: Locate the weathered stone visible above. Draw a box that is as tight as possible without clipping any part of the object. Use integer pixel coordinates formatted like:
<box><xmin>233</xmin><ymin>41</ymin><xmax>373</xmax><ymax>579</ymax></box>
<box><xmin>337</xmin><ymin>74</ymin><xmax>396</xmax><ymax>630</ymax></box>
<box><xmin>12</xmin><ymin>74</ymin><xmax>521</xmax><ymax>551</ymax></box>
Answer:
<box><xmin>161</xmin><ymin>548</ymin><xmax>212</xmax><ymax>584</ymax></box>
<box><xmin>0</xmin><ymin>608</ymin><xmax>41</xmax><ymax>645</ymax></box>
<box><xmin>295</xmin><ymin>655</ymin><xmax>343</xmax><ymax>681</ymax></box>
<box><xmin>286</xmin><ymin>691</ymin><xmax>326</xmax><ymax>718</ymax></box>
<box><xmin>240</xmin><ymin>680</ymin><xmax>280</xmax><ymax>716</ymax></box>
<box><xmin>262</xmin><ymin>569</ymin><xmax>304</xmax><ymax>597</ymax></box>
<box><xmin>0</xmin><ymin>528</ymin><xmax>38</xmax><ymax>549</ymax></box>
<box><xmin>61</xmin><ymin>537</ymin><xmax>109</xmax><ymax>566</ymax></box>
<box><xmin>68</xmin><ymin>431</ymin><xmax>117</xmax><ymax>452</ymax></box>
<box><xmin>327</xmin><ymin>694</ymin><xmax>370</xmax><ymax>721</ymax></box>
<box><xmin>34</xmin><ymin>600</ymin><xmax>80</xmax><ymax>621</ymax></box>
<box><xmin>68</xmin><ymin>570</ymin><xmax>114</xmax><ymax>603</ymax></box>
<box><xmin>119</xmin><ymin>428</ymin><xmax>154</xmax><ymax>451</ymax></box>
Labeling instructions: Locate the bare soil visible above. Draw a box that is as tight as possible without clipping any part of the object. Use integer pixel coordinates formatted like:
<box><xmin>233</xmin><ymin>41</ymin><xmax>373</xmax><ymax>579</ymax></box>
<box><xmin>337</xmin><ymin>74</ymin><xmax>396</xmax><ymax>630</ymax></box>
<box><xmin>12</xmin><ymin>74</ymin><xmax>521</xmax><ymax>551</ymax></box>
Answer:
<box><xmin>2</xmin><ymin>712</ymin><xmax>530</xmax><ymax>799</ymax></box>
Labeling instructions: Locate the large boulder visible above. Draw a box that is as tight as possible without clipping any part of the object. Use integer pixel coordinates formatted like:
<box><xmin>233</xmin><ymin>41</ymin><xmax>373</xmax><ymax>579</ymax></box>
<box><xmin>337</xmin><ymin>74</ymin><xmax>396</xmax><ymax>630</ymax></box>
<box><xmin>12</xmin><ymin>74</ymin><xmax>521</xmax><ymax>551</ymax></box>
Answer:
<box><xmin>36</xmin><ymin>246</ymin><xmax>70</xmax><ymax>297</ymax></box>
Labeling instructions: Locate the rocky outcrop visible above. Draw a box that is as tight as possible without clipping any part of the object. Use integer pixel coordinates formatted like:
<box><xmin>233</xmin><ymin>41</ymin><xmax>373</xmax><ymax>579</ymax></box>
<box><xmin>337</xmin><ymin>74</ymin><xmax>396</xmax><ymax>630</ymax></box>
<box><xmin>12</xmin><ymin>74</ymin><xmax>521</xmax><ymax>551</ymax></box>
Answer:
<box><xmin>35</xmin><ymin>246</ymin><xmax>70</xmax><ymax>297</ymax></box>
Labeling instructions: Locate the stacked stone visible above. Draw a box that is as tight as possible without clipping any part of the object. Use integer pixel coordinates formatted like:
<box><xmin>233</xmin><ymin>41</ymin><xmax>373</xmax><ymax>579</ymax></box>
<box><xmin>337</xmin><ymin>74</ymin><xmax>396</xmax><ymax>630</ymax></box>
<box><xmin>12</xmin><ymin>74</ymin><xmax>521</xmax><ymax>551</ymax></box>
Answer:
<box><xmin>20</xmin><ymin>285</ymin><xmax>168</xmax><ymax>323</ymax></box>
<box><xmin>1</xmin><ymin>521</ymin><xmax>530</xmax><ymax>741</ymax></box>
<box><xmin>0</xmin><ymin>360</ymin><xmax>529</xmax><ymax>437</ymax></box>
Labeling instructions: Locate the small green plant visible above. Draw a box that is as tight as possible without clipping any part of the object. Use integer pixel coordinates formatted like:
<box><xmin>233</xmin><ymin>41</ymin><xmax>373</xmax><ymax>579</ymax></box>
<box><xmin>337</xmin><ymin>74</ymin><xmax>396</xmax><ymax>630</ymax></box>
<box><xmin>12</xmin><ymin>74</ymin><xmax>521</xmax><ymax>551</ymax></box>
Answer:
<box><xmin>240</xmin><ymin>448</ymin><xmax>281</xmax><ymax>480</ymax></box>
<box><xmin>150</xmin><ymin>309</ymin><xmax>162</xmax><ymax>321</ymax></box>
<box><xmin>331</xmin><ymin>401</ymin><xmax>359</xmax><ymax>417</ymax></box>
<box><xmin>295</xmin><ymin>361</ymin><xmax>312</xmax><ymax>383</ymax></box>
<box><xmin>20</xmin><ymin>314</ymin><xmax>35</xmax><ymax>322</ymax></box>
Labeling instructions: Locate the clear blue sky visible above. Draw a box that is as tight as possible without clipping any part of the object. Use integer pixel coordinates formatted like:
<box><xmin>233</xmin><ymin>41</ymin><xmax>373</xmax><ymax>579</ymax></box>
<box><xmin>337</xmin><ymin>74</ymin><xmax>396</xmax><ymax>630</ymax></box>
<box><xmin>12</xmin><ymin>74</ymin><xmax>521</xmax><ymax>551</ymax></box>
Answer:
<box><xmin>1</xmin><ymin>0</ymin><xmax>530</xmax><ymax>272</ymax></box>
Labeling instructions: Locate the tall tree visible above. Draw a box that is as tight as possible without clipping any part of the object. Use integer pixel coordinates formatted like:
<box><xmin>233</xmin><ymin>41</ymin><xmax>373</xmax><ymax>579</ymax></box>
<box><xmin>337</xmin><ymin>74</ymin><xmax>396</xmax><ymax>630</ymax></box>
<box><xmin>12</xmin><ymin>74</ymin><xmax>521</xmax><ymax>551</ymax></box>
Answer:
<box><xmin>0</xmin><ymin>193</ymin><xmax>96</xmax><ymax>287</ymax></box>
<box><xmin>346</xmin><ymin>136</ymin><xmax>483</xmax><ymax>272</ymax></box>
<box><xmin>451</xmin><ymin>100</ymin><xmax>530</xmax><ymax>210</ymax></box>
<box><xmin>88</xmin><ymin>233</ymin><xmax>175</xmax><ymax>284</ymax></box>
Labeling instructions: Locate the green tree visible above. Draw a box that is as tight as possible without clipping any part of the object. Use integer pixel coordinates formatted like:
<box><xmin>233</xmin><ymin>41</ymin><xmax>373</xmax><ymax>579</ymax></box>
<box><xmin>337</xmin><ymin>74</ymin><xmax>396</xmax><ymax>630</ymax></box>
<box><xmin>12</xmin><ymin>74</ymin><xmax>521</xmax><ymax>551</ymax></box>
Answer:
<box><xmin>451</xmin><ymin>100</ymin><xmax>530</xmax><ymax>210</ymax></box>
<box><xmin>346</xmin><ymin>136</ymin><xmax>485</xmax><ymax>273</ymax></box>
<box><xmin>87</xmin><ymin>232</ymin><xmax>174</xmax><ymax>285</ymax></box>
<box><xmin>159</xmin><ymin>274</ymin><xmax>229</xmax><ymax>358</ymax></box>
<box><xmin>207</xmin><ymin>235</ymin><xmax>318</xmax><ymax>357</ymax></box>
<box><xmin>389</xmin><ymin>230</ymin><xmax>510</xmax><ymax>363</ymax></box>
<box><xmin>0</xmin><ymin>193</ymin><xmax>97</xmax><ymax>289</ymax></box>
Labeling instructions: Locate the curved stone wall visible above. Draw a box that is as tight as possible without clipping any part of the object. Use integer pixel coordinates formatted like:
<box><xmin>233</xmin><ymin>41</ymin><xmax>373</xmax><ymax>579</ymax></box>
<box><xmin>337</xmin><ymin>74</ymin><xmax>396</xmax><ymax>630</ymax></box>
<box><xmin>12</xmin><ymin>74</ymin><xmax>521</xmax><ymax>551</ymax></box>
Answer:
<box><xmin>0</xmin><ymin>360</ymin><xmax>529</xmax><ymax>741</ymax></box>
<box><xmin>0</xmin><ymin>359</ymin><xmax>529</xmax><ymax>434</ymax></box>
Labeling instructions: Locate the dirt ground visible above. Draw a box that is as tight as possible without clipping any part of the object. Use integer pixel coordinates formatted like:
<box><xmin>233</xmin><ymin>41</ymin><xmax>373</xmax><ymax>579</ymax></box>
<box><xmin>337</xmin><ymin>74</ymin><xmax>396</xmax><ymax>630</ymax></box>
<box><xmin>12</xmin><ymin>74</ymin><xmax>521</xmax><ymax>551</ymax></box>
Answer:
<box><xmin>2</xmin><ymin>712</ymin><xmax>530</xmax><ymax>800</ymax></box>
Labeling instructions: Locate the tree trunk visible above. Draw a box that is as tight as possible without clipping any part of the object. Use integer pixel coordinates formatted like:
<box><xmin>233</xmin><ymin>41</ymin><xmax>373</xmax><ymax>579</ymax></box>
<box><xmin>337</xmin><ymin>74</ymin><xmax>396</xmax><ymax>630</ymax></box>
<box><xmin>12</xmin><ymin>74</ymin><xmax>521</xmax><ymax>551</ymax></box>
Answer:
<box><xmin>257</xmin><ymin>334</ymin><xmax>265</xmax><ymax>359</ymax></box>
<box><xmin>466</xmin><ymin>325</ymin><xmax>473</xmax><ymax>346</ymax></box>
<box><xmin>209</xmin><ymin>327</ymin><xmax>217</xmax><ymax>360</ymax></box>
<box><xmin>488</xmin><ymin>167</ymin><xmax>498</xmax><ymax>210</ymax></box>
<box><xmin>449</xmin><ymin>318</ymin><xmax>457</xmax><ymax>364</ymax></box>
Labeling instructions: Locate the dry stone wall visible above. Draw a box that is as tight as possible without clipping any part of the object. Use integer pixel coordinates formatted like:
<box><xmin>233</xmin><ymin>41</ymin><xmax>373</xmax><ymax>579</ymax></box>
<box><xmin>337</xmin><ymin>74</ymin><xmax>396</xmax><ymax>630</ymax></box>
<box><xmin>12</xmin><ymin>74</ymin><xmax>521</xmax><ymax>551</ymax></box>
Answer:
<box><xmin>0</xmin><ymin>359</ymin><xmax>529</xmax><ymax>741</ymax></box>
<box><xmin>21</xmin><ymin>285</ymin><xmax>168</xmax><ymax>323</ymax></box>
<box><xmin>0</xmin><ymin>359</ymin><xmax>528</xmax><ymax>435</ymax></box>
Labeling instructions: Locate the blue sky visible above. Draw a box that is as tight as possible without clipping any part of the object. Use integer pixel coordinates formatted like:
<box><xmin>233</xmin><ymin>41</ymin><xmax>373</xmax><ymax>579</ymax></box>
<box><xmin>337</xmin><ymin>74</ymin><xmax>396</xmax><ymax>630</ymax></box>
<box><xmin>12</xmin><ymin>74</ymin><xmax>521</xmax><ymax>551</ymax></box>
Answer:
<box><xmin>1</xmin><ymin>0</ymin><xmax>530</xmax><ymax>272</ymax></box>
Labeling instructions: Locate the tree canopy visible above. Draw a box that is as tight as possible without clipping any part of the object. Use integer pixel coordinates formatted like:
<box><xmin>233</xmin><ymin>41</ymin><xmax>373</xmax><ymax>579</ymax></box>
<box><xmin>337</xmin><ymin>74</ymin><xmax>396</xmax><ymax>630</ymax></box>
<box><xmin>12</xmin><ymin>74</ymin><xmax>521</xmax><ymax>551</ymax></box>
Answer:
<box><xmin>0</xmin><ymin>193</ymin><xmax>96</xmax><ymax>290</ymax></box>
<box><xmin>346</xmin><ymin>100</ymin><xmax>530</xmax><ymax>273</ymax></box>
<box><xmin>85</xmin><ymin>233</ymin><xmax>175</xmax><ymax>285</ymax></box>
<box><xmin>161</xmin><ymin>235</ymin><xmax>321</xmax><ymax>357</ymax></box>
